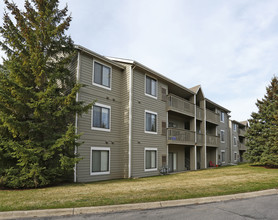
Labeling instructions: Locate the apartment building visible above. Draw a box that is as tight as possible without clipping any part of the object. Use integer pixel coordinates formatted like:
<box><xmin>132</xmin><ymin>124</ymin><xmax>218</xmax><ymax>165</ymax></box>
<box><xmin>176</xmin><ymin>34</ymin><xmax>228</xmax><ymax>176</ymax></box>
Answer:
<box><xmin>229</xmin><ymin>120</ymin><xmax>248</xmax><ymax>163</ymax></box>
<box><xmin>73</xmin><ymin>45</ymin><xmax>247</xmax><ymax>182</ymax></box>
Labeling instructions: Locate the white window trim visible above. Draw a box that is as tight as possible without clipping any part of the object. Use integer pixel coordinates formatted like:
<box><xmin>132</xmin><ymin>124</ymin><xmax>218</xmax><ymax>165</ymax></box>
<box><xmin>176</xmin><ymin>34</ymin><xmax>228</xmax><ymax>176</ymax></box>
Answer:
<box><xmin>144</xmin><ymin>110</ymin><xmax>158</xmax><ymax>134</ymax></box>
<box><xmin>233</xmin><ymin>136</ymin><xmax>237</xmax><ymax>146</ymax></box>
<box><xmin>220</xmin><ymin>112</ymin><xmax>225</xmax><ymax>123</ymax></box>
<box><xmin>92</xmin><ymin>60</ymin><xmax>112</xmax><ymax>91</ymax></box>
<box><xmin>90</xmin><ymin>147</ymin><xmax>111</xmax><ymax>176</ymax></box>
<box><xmin>220</xmin><ymin>130</ymin><xmax>225</xmax><ymax>143</ymax></box>
<box><xmin>145</xmin><ymin>74</ymin><xmax>158</xmax><ymax>99</ymax></box>
<box><xmin>234</xmin><ymin>151</ymin><xmax>237</xmax><ymax>161</ymax></box>
<box><xmin>91</xmin><ymin>102</ymin><xmax>111</xmax><ymax>132</ymax></box>
<box><xmin>144</xmin><ymin>147</ymin><xmax>158</xmax><ymax>172</ymax></box>
<box><xmin>221</xmin><ymin>150</ymin><xmax>225</xmax><ymax>163</ymax></box>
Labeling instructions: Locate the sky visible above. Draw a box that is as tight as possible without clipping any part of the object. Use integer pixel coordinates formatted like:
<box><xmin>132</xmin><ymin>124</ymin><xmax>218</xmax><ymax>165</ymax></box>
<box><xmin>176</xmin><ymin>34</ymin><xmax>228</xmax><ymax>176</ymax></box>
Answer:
<box><xmin>1</xmin><ymin>0</ymin><xmax>278</xmax><ymax>122</ymax></box>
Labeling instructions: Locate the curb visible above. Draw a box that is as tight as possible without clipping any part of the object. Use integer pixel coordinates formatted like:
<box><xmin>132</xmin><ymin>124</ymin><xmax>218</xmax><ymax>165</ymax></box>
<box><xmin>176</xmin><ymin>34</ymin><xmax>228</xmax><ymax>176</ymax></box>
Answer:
<box><xmin>1</xmin><ymin>189</ymin><xmax>277</xmax><ymax>219</ymax></box>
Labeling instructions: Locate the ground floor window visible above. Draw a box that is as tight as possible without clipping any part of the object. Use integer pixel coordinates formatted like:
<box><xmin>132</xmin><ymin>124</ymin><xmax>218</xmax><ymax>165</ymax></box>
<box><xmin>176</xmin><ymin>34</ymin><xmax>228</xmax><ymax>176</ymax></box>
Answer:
<box><xmin>221</xmin><ymin>150</ymin><xmax>225</xmax><ymax>163</ymax></box>
<box><xmin>234</xmin><ymin>152</ymin><xmax>237</xmax><ymax>161</ymax></box>
<box><xmin>145</xmin><ymin>148</ymin><xmax>157</xmax><ymax>171</ymax></box>
<box><xmin>91</xmin><ymin>147</ymin><xmax>110</xmax><ymax>175</ymax></box>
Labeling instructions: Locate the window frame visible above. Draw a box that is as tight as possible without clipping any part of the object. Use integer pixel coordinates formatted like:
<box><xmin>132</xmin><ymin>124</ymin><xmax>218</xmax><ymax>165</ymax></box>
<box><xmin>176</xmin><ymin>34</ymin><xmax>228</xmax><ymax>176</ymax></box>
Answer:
<box><xmin>144</xmin><ymin>110</ymin><xmax>158</xmax><ymax>134</ymax></box>
<box><xmin>144</xmin><ymin>147</ymin><xmax>158</xmax><ymax>172</ymax></box>
<box><xmin>92</xmin><ymin>60</ymin><xmax>112</xmax><ymax>90</ymax></box>
<box><xmin>220</xmin><ymin>111</ymin><xmax>225</xmax><ymax>123</ymax></box>
<box><xmin>221</xmin><ymin>150</ymin><xmax>225</xmax><ymax>163</ymax></box>
<box><xmin>234</xmin><ymin>152</ymin><xmax>237</xmax><ymax>161</ymax></box>
<box><xmin>91</xmin><ymin>103</ymin><xmax>111</xmax><ymax>132</ymax></box>
<box><xmin>145</xmin><ymin>74</ymin><xmax>158</xmax><ymax>99</ymax></box>
<box><xmin>220</xmin><ymin>130</ymin><xmax>225</xmax><ymax>143</ymax></box>
<box><xmin>90</xmin><ymin>147</ymin><xmax>110</xmax><ymax>176</ymax></box>
<box><xmin>233</xmin><ymin>136</ymin><xmax>237</xmax><ymax>146</ymax></box>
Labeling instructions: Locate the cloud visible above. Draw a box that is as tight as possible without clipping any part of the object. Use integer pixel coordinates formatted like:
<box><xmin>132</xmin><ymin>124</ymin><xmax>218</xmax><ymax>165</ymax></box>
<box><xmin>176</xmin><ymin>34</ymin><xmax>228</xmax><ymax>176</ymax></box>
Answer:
<box><xmin>1</xmin><ymin>0</ymin><xmax>278</xmax><ymax>121</ymax></box>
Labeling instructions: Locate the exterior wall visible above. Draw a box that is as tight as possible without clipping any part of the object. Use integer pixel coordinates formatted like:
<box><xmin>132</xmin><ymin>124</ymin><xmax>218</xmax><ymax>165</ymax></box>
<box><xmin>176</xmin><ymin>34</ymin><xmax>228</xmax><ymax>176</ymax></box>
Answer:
<box><xmin>76</xmin><ymin>52</ymin><xmax>126</xmax><ymax>182</ymax></box>
<box><xmin>131</xmin><ymin>68</ymin><xmax>168</xmax><ymax>177</ymax></box>
<box><xmin>217</xmin><ymin>109</ymin><xmax>230</xmax><ymax>165</ymax></box>
<box><xmin>230</xmin><ymin>121</ymin><xmax>240</xmax><ymax>164</ymax></box>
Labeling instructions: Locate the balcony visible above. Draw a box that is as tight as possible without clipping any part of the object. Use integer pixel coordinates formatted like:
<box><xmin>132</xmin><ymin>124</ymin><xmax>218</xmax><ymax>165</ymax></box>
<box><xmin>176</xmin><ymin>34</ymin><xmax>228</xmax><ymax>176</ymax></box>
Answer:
<box><xmin>206</xmin><ymin>135</ymin><xmax>219</xmax><ymax>147</ymax></box>
<box><xmin>239</xmin><ymin>128</ymin><xmax>246</xmax><ymax>137</ymax></box>
<box><xmin>196</xmin><ymin>107</ymin><xmax>203</xmax><ymax>120</ymax></box>
<box><xmin>168</xmin><ymin>128</ymin><xmax>195</xmax><ymax>145</ymax></box>
<box><xmin>197</xmin><ymin>133</ymin><xmax>204</xmax><ymax>145</ymax></box>
<box><xmin>167</xmin><ymin>94</ymin><xmax>194</xmax><ymax>117</ymax></box>
<box><xmin>238</xmin><ymin>142</ymin><xmax>247</xmax><ymax>150</ymax></box>
<box><xmin>206</xmin><ymin>109</ymin><xmax>219</xmax><ymax>125</ymax></box>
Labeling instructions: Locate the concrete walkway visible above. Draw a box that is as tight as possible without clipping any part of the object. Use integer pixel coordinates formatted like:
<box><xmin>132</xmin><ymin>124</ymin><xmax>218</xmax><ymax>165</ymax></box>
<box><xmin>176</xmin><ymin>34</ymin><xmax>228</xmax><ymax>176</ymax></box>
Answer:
<box><xmin>0</xmin><ymin>189</ymin><xmax>277</xmax><ymax>220</ymax></box>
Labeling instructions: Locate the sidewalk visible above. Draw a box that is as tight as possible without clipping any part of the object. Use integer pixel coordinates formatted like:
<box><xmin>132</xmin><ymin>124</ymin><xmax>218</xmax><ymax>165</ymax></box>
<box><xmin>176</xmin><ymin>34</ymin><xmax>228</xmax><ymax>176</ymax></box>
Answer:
<box><xmin>1</xmin><ymin>189</ymin><xmax>277</xmax><ymax>219</ymax></box>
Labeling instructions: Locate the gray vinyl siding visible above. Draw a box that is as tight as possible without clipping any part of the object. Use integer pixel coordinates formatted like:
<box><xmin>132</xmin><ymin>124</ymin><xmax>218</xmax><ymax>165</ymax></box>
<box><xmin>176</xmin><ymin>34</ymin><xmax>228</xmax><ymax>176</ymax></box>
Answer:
<box><xmin>217</xmin><ymin>110</ymin><xmax>230</xmax><ymax>164</ymax></box>
<box><xmin>76</xmin><ymin>52</ymin><xmax>125</xmax><ymax>182</ymax></box>
<box><xmin>131</xmin><ymin>69</ymin><xmax>167</xmax><ymax>178</ymax></box>
<box><xmin>231</xmin><ymin>122</ymin><xmax>240</xmax><ymax>163</ymax></box>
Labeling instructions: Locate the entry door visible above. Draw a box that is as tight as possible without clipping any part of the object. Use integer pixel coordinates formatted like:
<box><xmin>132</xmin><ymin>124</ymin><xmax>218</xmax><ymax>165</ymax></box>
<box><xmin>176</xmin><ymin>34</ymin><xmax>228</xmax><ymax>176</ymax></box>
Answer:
<box><xmin>168</xmin><ymin>152</ymin><xmax>177</xmax><ymax>172</ymax></box>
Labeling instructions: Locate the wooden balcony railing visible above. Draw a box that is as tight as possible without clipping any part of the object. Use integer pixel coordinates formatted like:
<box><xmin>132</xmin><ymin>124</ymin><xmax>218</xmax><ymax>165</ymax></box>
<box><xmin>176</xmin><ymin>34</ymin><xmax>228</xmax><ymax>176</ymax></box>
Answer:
<box><xmin>167</xmin><ymin>94</ymin><xmax>194</xmax><ymax>117</ymax></box>
<box><xmin>168</xmin><ymin>128</ymin><xmax>195</xmax><ymax>145</ymax></box>
<box><xmin>206</xmin><ymin>135</ymin><xmax>219</xmax><ymax>147</ymax></box>
<box><xmin>197</xmin><ymin>133</ymin><xmax>204</xmax><ymax>145</ymax></box>
<box><xmin>196</xmin><ymin>107</ymin><xmax>203</xmax><ymax>120</ymax></box>
<box><xmin>238</xmin><ymin>142</ymin><xmax>247</xmax><ymax>150</ymax></box>
<box><xmin>239</xmin><ymin>128</ymin><xmax>246</xmax><ymax>137</ymax></box>
<box><xmin>206</xmin><ymin>110</ymin><xmax>219</xmax><ymax>125</ymax></box>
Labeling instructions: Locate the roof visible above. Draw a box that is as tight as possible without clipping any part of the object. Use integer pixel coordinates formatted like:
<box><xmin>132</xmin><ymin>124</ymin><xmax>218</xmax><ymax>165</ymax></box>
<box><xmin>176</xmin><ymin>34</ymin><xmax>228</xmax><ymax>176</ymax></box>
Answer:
<box><xmin>106</xmin><ymin>56</ymin><xmax>195</xmax><ymax>96</ymax></box>
<box><xmin>205</xmin><ymin>98</ymin><xmax>231</xmax><ymax>113</ymax></box>
<box><xmin>190</xmin><ymin>85</ymin><xmax>201</xmax><ymax>93</ymax></box>
<box><xmin>74</xmin><ymin>45</ymin><xmax>125</xmax><ymax>70</ymax></box>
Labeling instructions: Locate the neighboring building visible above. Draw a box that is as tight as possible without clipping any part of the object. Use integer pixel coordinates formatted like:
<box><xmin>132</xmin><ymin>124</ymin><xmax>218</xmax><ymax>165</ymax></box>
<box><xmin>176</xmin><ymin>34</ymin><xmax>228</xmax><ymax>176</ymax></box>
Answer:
<box><xmin>72</xmin><ymin>45</ymin><xmax>248</xmax><ymax>182</ymax></box>
<box><xmin>229</xmin><ymin>120</ymin><xmax>248</xmax><ymax>163</ymax></box>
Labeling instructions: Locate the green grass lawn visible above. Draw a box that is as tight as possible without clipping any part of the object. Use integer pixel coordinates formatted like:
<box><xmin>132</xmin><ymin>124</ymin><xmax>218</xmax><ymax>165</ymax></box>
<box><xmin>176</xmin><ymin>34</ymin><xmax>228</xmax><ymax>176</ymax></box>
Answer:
<box><xmin>1</xmin><ymin>164</ymin><xmax>278</xmax><ymax>212</ymax></box>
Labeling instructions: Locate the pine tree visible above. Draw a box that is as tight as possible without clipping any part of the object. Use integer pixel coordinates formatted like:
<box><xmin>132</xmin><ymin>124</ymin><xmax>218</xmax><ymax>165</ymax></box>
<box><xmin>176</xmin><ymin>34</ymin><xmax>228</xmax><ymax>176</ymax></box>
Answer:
<box><xmin>244</xmin><ymin>76</ymin><xmax>278</xmax><ymax>167</ymax></box>
<box><xmin>0</xmin><ymin>0</ymin><xmax>91</xmax><ymax>188</ymax></box>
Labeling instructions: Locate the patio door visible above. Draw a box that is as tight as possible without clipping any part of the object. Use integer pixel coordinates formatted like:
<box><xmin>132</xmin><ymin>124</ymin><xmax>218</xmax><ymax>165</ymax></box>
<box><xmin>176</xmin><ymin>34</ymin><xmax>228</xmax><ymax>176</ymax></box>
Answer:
<box><xmin>168</xmin><ymin>152</ymin><xmax>177</xmax><ymax>172</ymax></box>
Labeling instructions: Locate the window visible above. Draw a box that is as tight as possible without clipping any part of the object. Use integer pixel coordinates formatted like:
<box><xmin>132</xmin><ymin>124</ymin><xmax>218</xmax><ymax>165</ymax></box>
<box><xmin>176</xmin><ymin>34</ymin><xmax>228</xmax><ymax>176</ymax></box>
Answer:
<box><xmin>91</xmin><ymin>147</ymin><xmax>110</xmax><ymax>175</ymax></box>
<box><xmin>145</xmin><ymin>110</ymin><xmax>157</xmax><ymax>134</ymax></box>
<box><xmin>220</xmin><ymin>130</ymin><xmax>225</xmax><ymax>143</ymax></box>
<box><xmin>145</xmin><ymin>148</ymin><xmax>157</xmax><ymax>171</ymax></box>
<box><xmin>221</xmin><ymin>150</ymin><xmax>225</xmax><ymax>163</ymax></box>
<box><xmin>92</xmin><ymin>103</ymin><xmax>111</xmax><ymax>131</ymax></box>
<box><xmin>234</xmin><ymin>152</ymin><xmax>237</xmax><ymax>161</ymax></box>
<box><xmin>233</xmin><ymin>123</ymin><xmax>237</xmax><ymax>131</ymax></box>
<box><xmin>93</xmin><ymin>61</ymin><xmax>111</xmax><ymax>89</ymax></box>
<box><xmin>233</xmin><ymin>136</ymin><xmax>237</xmax><ymax>146</ymax></box>
<box><xmin>145</xmin><ymin>75</ymin><xmax>157</xmax><ymax>98</ymax></box>
<box><xmin>220</xmin><ymin>112</ymin><xmax>225</xmax><ymax>123</ymax></box>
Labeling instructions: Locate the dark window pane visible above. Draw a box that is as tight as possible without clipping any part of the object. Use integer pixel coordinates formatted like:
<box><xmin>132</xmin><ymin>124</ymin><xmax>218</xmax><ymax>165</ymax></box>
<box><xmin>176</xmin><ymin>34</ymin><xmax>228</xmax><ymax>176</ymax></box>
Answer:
<box><xmin>101</xmin><ymin>108</ymin><xmax>110</xmax><ymax>129</ymax></box>
<box><xmin>146</xmin><ymin>76</ymin><xmax>151</xmax><ymax>95</ymax></box>
<box><xmin>94</xmin><ymin>62</ymin><xmax>102</xmax><ymax>85</ymax></box>
<box><xmin>93</xmin><ymin>106</ymin><xmax>101</xmax><ymax>128</ymax></box>
<box><xmin>102</xmin><ymin>66</ymin><xmax>110</xmax><ymax>87</ymax></box>
<box><xmin>92</xmin><ymin>150</ymin><xmax>101</xmax><ymax>172</ymax></box>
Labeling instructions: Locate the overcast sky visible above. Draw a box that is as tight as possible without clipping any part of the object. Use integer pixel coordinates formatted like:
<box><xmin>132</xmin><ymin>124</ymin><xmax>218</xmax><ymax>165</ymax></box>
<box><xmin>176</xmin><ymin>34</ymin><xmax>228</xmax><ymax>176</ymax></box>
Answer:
<box><xmin>1</xmin><ymin>0</ymin><xmax>278</xmax><ymax>121</ymax></box>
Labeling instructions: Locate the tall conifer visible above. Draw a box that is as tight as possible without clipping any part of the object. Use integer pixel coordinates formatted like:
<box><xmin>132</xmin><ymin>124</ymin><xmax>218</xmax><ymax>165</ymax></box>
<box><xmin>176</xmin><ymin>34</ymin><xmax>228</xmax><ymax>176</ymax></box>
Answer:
<box><xmin>244</xmin><ymin>76</ymin><xmax>278</xmax><ymax>167</ymax></box>
<box><xmin>0</xmin><ymin>0</ymin><xmax>90</xmax><ymax>188</ymax></box>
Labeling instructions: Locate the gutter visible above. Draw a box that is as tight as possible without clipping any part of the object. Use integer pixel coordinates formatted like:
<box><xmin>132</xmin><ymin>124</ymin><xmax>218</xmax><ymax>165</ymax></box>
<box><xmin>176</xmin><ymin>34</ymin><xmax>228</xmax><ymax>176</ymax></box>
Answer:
<box><xmin>74</xmin><ymin>51</ymin><xmax>81</xmax><ymax>183</ymax></box>
<box><xmin>128</xmin><ymin>65</ymin><xmax>135</xmax><ymax>178</ymax></box>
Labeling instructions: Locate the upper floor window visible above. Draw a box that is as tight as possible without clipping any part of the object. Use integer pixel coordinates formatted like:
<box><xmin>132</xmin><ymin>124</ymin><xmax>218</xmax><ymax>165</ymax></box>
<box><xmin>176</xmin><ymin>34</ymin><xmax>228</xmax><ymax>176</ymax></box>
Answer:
<box><xmin>93</xmin><ymin>61</ymin><xmax>111</xmax><ymax>89</ymax></box>
<box><xmin>220</xmin><ymin>130</ymin><xmax>225</xmax><ymax>143</ymax></box>
<box><xmin>92</xmin><ymin>103</ymin><xmax>111</xmax><ymax>131</ymax></box>
<box><xmin>233</xmin><ymin>123</ymin><xmax>237</xmax><ymax>131</ymax></box>
<box><xmin>220</xmin><ymin>111</ymin><xmax>225</xmax><ymax>123</ymax></box>
<box><xmin>145</xmin><ymin>110</ymin><xmax>157</xmax><ymax>134</ymax></box>
<box><xmin>145</xmin><ymin>75</ymin><xmax>157</xmax><ymax>98</ymax></box>
<box><xmin>233</xmin><ymin>136</ymin><xmax>237</xmax><ymax>145</ymax></box>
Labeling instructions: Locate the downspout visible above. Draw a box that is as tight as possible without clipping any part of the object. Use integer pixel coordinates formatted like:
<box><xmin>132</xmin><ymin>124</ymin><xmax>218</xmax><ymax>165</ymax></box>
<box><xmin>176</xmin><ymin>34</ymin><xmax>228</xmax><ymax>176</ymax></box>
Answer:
<box><xmin>128</xmin><ymin>65</ymin><xmax>135</xmax><ymax>178</ymax></box>
<box><xmin>74</xmin><ymin>51</ymin><xmax>81</xmax><ymax>183</ymax></box>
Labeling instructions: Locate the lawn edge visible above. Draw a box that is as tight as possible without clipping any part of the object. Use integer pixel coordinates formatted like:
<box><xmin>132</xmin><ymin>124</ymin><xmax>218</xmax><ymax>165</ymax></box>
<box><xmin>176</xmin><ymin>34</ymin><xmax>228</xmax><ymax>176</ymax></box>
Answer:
<box><xmin>0</xmin><ymin>188</ymin><xmax>277</xmax><ymax>219</ymax></box>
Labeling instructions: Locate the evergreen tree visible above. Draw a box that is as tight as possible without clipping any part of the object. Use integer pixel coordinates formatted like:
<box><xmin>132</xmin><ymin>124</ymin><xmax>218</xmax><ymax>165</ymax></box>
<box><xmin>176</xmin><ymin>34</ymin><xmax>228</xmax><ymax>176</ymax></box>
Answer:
<box><xmin>0</xmin><ymin>0</ymin><xmax>91</xmax><ymax>188</ymax></box>
<box><xmin>244</xmin><ymin>76</ymin><xmax>278</xmax><ymax>167</ymax></box>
